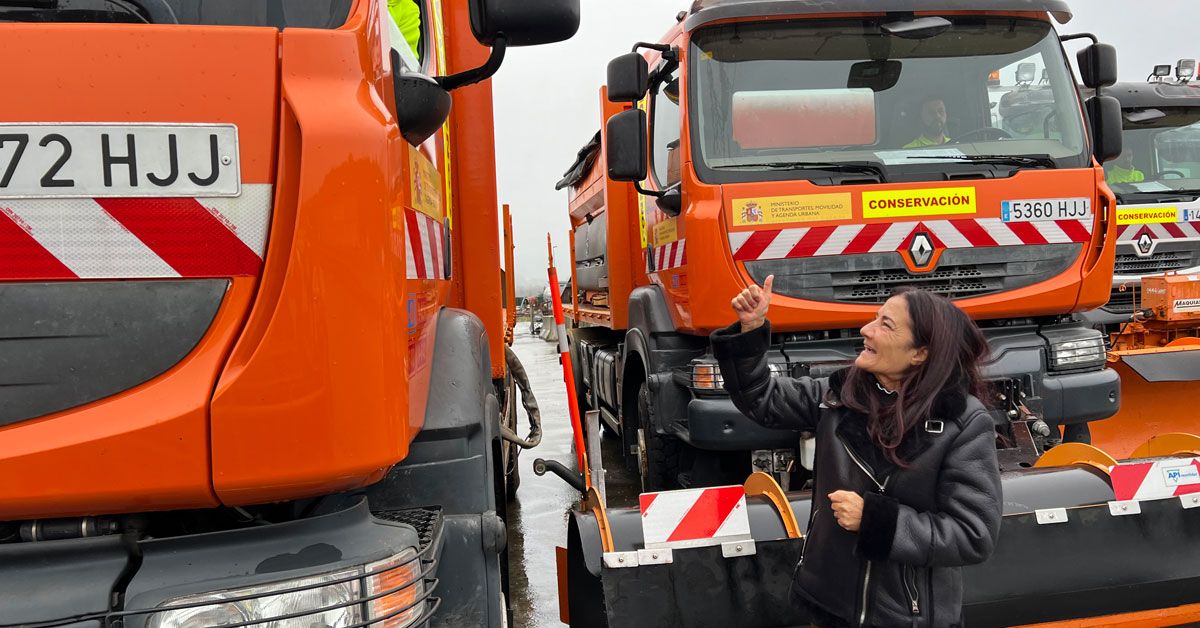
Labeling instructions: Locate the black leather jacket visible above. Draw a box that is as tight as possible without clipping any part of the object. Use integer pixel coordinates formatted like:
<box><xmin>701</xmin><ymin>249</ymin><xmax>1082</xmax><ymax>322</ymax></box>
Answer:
<box><xmin>711</xmin><ymin>321</ymin><xmax>1002</xmax><ymax>628</ymax></box>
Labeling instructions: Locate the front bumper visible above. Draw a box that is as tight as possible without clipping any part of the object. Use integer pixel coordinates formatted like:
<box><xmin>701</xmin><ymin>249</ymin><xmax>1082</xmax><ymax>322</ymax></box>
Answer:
<box><xmin>0</xmin><ymin>499</ymin><xmax>437</xmax><ymax>627</ymax></box>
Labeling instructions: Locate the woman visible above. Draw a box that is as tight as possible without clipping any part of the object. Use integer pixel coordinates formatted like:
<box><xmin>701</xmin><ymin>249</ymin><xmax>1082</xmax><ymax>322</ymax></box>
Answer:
<box><xmin>712</xmin><ymin>276</ymin><xmax>1002</xmax><ymax>628</ymax></box>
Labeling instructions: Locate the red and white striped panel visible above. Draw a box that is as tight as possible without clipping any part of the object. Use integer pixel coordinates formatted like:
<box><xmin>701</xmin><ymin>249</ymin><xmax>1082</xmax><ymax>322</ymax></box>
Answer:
<box><xmin>648</xmin><ymin>239</ymin><xmax>687</xmax><ymax>273</ymax></box>
<box><xmin>404</xmin><ymin>208</ymin><xmax>447</xmax><ymax>280</ymax></box>
<box><xmin>1111</xmin><ymin>457</ymin><xmax>1200</xmax><ymax>502</ymax></box>
<box><xmin>729</xmin><ymin>218</ymin><xmax>1092</xmax><ymax>262</ymax></box>
<box><xmin>1117</xmin><ymin>222</ymin><xmax>1200</xmax><ymax>242</ymax></box>
<box><xmin>0</xmin><ymin>185</ymin><xmax>272</xmax><ymax>280</ymax></box>
<box><xmin>639</xmin><ymin>485</ymin><xmax>751</xmax><ymax>547</ymax></box>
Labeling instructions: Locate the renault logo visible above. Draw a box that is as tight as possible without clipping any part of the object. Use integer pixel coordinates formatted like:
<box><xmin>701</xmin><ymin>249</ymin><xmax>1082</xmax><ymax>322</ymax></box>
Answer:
<box><xmin>1137</xmin><ymin>232</ymin><xmax>1154</xmax><ymax>256</ymax></box>
<box><xmin>909</xmin><ymin>233</ymin><xmax>935</xmax><ymax>267</ymax></box>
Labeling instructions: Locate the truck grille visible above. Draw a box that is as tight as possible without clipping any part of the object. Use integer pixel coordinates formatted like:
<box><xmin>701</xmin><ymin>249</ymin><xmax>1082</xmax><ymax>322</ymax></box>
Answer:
<box><xmin>744</xmin><ymin>244</ymin><xmax>1080</xmax><ymax>304</ymax></box>
<box><xmin>1114</xmin><ymin>251</ymin><xmax>1193</xmax><ymax>275</ymax></box>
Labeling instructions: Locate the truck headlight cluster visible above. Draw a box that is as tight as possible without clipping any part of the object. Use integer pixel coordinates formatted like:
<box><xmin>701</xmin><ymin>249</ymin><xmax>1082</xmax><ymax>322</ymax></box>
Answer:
<box><xmin>689</xmin><ymin>360</ymin><xmax>786</xmax><ymax>390</ymax></box>
<box><xmin>148</xmin><ymin>549</ymin><xmax>425</xmax><ymax>628</ymax></box>
<box><xmin>1045</xmin><ymin>329</ymin><xmax>1107</xmax><ymax>372</ymax></box>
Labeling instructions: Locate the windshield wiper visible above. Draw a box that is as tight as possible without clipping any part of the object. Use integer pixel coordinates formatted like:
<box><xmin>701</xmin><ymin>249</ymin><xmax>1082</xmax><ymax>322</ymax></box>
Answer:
<box><xmin>715</xmin><ymin>161</ymin><xmax>887</xmax><ymax>180</ymax></box>
<box><xmin>907</xmin><ymin>154</ymin><xmax>1058</xmax><ymax>169</ymax></box>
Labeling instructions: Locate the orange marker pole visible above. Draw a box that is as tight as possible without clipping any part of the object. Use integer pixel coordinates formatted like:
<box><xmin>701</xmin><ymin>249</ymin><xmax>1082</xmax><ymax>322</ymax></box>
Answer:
<box><xmin>548</xmin><ymin>234</ymin><xmax>591</xmax><ymax>486</ymax></box>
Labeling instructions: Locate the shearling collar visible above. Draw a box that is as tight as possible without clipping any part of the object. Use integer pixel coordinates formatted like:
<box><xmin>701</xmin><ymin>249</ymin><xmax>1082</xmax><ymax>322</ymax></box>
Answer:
<box><xmin>827</xmin><ymin>367</ymin><xmax>971</xmax><ymax>477</ymax></box>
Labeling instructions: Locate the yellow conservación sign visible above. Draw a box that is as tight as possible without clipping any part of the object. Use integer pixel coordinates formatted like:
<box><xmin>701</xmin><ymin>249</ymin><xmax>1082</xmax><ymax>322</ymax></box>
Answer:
<box><xmin>863</xmin><ymin>187</ymin><xmax>977</xmax><ymax>219</ymax></box>
<box><xmin>733</xmin><ymin>193</ymin><xmax>852</xmax><ymax>226</ymax></box>
<box><xmin>1116</xmin><ymin>207</ymin><xmax>1177</xmax><ymax>225</ymax></box>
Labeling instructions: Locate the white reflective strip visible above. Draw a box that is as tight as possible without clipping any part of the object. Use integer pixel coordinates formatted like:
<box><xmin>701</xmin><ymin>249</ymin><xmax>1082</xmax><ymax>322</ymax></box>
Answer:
<box><xmin>869</xmin><ymin>222</ymin><xmax>914</xmax><ymax>253</ymax></box>
<box><xmin>1178</xmin><ymin>222</ymin><xmax>1200</xmax><ymax>238</ymax></box>
<box><xmin>758</xmin><ymin>229</ymin><xmax>806</xmax><ymax>260</ymax></box>
<box><xmin>814</xmin><ymin>225</ymin><xmax>864</xmax><ymax>257</ymax></box>
<box><xmin>925</xmin><ymin>220</ymin><xmax>971</xmax><ymax>249</ymax></box>
<box><xmin>427</xmin><ymin>214</ymin><xmax>443</xmax><ymax>278</ymax></box>
<box><xmin>641</xmin><ymin>493</ymin><xmax>700</xmax><ymax>545</ymax></box>
<box><xmin>710</xmin><ymin>496</ymin><xmax>752</xmax><ymax>538</ymax></box>
<box><xmin>1116</xmin><ymin>225</ymin><xmax>1139</xmax><ymax>242</ymax></box>
<box><xmin>197</xmin><ymin>184</ymin><xmax>273</xmax><ymax>256</ymax></box>
<box><xmin>416</xmin><ymin>214</ymin><xmax>436</xmax><ymax>276</ymax></box>
<box><xmin>728</xmin><ymin>231</ymin><xmax>754</xmax><ymax>255</ymax></box>
<box><xmin>557</xmin><ymin>324</ymin><xmax>568</xmax><ymax>353</ymax></box>
<box><xmin>405</xmin><ymin>223</ymin><xmax>419</xmax><ymax>279</ymax></box>
<box><xmin>673</xmin><ymin>240</ymin><xmax>686</xmax><ymax>267</ymax></box>
<box><xmin>5</xmin><ymin>198</ymin><xmax>179</xmax><ymax>278</ymax></box>
<box><xmin>977</xmin><ymin>219</ymin><xmax>1024</xmax><ymax>246</ymax></box>
<box><xmin>1147</xmin><ymin>223</ymin><xmax>1173</xmax><ymax>240</ymax></box>
<box><xmin>1034</xmin><ymin>220</ymin><xmax>1071</xmax><ymax>244</ymax></box>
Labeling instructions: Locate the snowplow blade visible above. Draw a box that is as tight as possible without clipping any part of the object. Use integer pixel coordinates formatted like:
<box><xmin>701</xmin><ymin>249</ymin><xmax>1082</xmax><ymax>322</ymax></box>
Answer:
<box><xmin>561</xmin><ymin>466</ymin><xmax>1200</xmax><ymax>627</ymax></box>
<box><xmin>1094</xmin><ymin>348</ymin><xmax>1200</xmax><ymax>459</ymax></box>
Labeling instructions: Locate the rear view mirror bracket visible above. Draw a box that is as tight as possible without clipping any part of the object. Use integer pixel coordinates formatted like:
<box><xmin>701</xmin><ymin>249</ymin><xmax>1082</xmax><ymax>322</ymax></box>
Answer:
<box><xmin>436</xmin><ymin>35</ymin><xmax>508</xmax><ymax>92</ymax></box>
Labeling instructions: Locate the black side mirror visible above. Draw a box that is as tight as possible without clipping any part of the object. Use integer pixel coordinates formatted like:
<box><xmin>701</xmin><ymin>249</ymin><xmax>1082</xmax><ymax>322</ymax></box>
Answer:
<box><xmin>607</xmin><ymin>53</ymin><xmax>649</xmax><ymax>103</ymax></box>
<box><xmin>392</xmin><ymin>50</ymin><xmax>452</xmax><ymax>146</ymax></box>
<box><xmin>469</xmin><ymin>0</ymin><xmax>580</xmax><ymax>47</ymax></box>
<box><xmin>1078</xmin><ymin>44</ymin><xmax>1117</xmax><ymax>89</ymax></box>
<box><xmin>656</xmin><ymin>184</ymin><xmax>682</xmax><ymax>217</ymax></box>
<box><xmin>1086</xmin><ymin>95</ymin><xmax>1123</xmax><ymax>163</ymax></box>
<box><xmin>606</xmin><ymin>109</ymin><xmax>648</xmax><ymax>182</ymax></box>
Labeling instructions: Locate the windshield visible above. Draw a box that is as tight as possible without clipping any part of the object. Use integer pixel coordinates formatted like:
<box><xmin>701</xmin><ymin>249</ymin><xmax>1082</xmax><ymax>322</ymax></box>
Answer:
<box><xmin>0</xmin><ymin>0</ymin><xmax>351</xmax><ymax>28</ymax></box>
<box><xmin>1108</xmin><ymin>108</ymin><xmax>1200</xmax><ymax>200</ymax></box>
<box><xmin>689</xmin><ymin>17</ymin><xmax>1089</xmax><ymax>184</ymax></box>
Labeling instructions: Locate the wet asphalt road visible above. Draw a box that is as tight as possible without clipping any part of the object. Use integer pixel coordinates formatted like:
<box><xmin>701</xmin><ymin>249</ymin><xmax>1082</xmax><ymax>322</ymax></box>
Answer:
<box><xmin>506</xmin><ymin>326</ymin><xmax>639</xmax><ymax>628</ymax></box>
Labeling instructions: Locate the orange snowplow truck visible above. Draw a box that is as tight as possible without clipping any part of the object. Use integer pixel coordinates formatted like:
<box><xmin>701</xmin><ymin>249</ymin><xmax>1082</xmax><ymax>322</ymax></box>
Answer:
<box><xmin>560</xmin><ymin>0</ymin><xmax>1125</xmax><ymax>492</ymax></box>
<box><xmin>0</xmin><ymin>1</ymin><xmax>576</xmax><ymax>626</ymax></box>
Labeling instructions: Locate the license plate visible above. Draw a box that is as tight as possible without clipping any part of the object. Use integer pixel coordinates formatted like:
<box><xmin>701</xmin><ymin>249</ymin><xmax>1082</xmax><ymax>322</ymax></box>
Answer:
<box><xmin>0</xmin><ymin>124</ymin><xmax>240</xmax><ymax>198</ymax></box>
<box><xmin>1001</xmin><ymin>197</ymin><xmax>1092</xmax><ymax>223</ymax></box>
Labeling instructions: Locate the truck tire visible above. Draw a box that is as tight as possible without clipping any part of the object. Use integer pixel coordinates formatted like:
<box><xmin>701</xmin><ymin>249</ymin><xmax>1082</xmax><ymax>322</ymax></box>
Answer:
<box><xmin>637</xmin><ymin>382</ymin><xmax>684</xmax><ymax>492</ymax></box>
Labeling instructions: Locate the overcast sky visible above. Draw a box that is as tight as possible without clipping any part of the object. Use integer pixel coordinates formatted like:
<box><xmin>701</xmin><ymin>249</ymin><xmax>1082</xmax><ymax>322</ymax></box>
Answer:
<box><xmin>491</xmin><ymin>0</ymin><xmax>1198</xmax><ymax>293</ymax></box>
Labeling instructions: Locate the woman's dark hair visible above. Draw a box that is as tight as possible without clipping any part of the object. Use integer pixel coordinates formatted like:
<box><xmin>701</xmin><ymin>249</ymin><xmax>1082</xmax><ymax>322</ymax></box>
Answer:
<box><xmin>841</xmin><ymin>288</ymin><xmax>990</xmax><ymax>466</ymax></box>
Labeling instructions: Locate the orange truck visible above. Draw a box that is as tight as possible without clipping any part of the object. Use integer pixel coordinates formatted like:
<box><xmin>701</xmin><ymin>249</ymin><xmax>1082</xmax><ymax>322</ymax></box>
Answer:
<box><xmin>0</xmin><ymin>0</ymin><xmax>575</xmax><ymax>625</ymax></box>
<box><xmin>561</xmin><ymin>0</ymin><xmax>1125</xmax><ymax>493</ymax></box>
<box><xmin>556</xmin><ymin>3</ymin><xmax>1200</xmax><ymax>626</ymax></box>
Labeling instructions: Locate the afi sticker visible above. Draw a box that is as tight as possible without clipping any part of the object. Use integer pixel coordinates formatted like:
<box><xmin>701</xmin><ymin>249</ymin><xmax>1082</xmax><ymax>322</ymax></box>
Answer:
<box><xmin>1162</xmin><ymin>463</ymin><xmax>1200</xmax><ymax>487</ymax></box>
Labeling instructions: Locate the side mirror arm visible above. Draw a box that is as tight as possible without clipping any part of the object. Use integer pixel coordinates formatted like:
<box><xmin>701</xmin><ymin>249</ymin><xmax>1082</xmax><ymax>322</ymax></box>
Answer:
<box><xmin>635</xmin><ymin>180</ymin><xmax>665</xmax><ymax>199</ymax></box>
<box><xmin>436</xmin><ymin>34</ymin><xmax>509</xmax><ymax>92</ymax></box>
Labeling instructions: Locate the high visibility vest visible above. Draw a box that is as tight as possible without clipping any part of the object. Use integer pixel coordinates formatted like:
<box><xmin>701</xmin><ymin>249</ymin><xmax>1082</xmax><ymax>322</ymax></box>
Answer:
<box><xmin>388</xmin><ymin>0</ymin><xmax>422</xmax><ymax>60</ymax></box>
<box><xmin>1108</xmin><ymin>165</ymin><xmax>1145</xmax><ymax>184</ymax></box>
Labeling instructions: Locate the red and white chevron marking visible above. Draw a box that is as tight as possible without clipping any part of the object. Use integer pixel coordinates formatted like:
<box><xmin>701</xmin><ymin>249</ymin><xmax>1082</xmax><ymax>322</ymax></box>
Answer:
<box><xmin>648</xmin><ymin>239</ymin><xmax>687</xmax><ymax>273</ymax></box>
<box><xmin>1111</xmin><ymin>457</ymin><xmax>1200</xmax><ymax>502</ymax></box>
<box><xmin>639</xmin><ymin>485</ymin><xmax>751</xmax><ymax>547</ymax></box>
<box><xmin>729</xmin><ymin>218</ymin><xmax>1093</xmax><ymax>262</ymax></box>
<box><xmin>404</xmin><ymin>209</ymin><xmax>447</xmax><ymax>280</ymax></box>
<box><xmin>1117</xmin><ymin>222</ymin><xmax>1200</xmax><ymax>242</ymax></box>
<box><xmin>0</xmin><ymin>185</ymin><xmax>272</xmax><ymax>280</ymax></box>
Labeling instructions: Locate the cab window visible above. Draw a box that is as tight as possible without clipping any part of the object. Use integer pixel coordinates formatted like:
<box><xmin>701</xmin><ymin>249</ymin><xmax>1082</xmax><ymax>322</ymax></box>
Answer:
<box><xmin>650</xmin><ymin>68</ymin><xmax>682</xmax><ymax>189</ymax></box>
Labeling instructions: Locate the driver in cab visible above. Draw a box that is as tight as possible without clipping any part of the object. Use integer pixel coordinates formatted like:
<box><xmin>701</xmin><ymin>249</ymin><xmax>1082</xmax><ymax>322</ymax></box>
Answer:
<box><xmin>905</xmin><ymin>97</ymin><xmax>951</xmax><ymax>148</ymax></box>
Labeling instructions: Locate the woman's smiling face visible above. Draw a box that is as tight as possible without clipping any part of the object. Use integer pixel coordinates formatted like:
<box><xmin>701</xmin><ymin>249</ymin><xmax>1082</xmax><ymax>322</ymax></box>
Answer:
<box><xmin>856</xmin><ymin>295</ymin><xmax>929</xmax><ymax>388</ymax></box>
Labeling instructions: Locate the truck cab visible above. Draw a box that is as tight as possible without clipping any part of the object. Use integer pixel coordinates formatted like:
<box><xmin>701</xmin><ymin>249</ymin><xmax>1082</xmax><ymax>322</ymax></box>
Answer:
<box><xmin>1084</xmin><ymin>64</ymin><xmax>1200</xmax><ymax>327</ymax></box>
<box><xmin>564</xmin><ymin>0</ymin><xmax>1124</xmax><ymax>490</ymax></box>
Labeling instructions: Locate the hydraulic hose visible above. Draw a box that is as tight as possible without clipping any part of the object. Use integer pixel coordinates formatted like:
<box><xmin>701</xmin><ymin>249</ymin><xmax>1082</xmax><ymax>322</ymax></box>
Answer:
<box><xmin>501</xmin><ymin>345</ymin><xmax>543</xmax><ymax>450</ymax></box>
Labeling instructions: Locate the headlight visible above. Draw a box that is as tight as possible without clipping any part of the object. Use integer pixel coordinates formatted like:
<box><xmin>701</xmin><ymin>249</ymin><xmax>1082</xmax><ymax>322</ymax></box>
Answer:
<box><xmin>1045</xmin><ymin>329</ymin><xmax>1107</xmax><ymax>372</ymax></box>
<box><xmin>147</xmin><ymin>568</ymin><xmax>363</xmax><ymax>628</ymax></box>
<box><xmin>689</xmin><ymin>361</ymin><xmax>786</xmax><ymax>390</ymax></box>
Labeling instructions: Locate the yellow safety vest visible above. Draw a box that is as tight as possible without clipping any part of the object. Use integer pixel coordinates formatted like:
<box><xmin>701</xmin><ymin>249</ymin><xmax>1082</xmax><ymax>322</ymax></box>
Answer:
<box><xmin>1108</xmin><ymin>166</ymin><xmax>1145</xmax><ymax>184</ymax></box>
<box><xmin>904</xmin><ymin>134</ymin><xmax>952</xmax><ymax>149</ymax></box>
<box><xmin>388</xmin><ymin>0</ymin><xmax>422</xmax><ymax>59</ymax></box>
